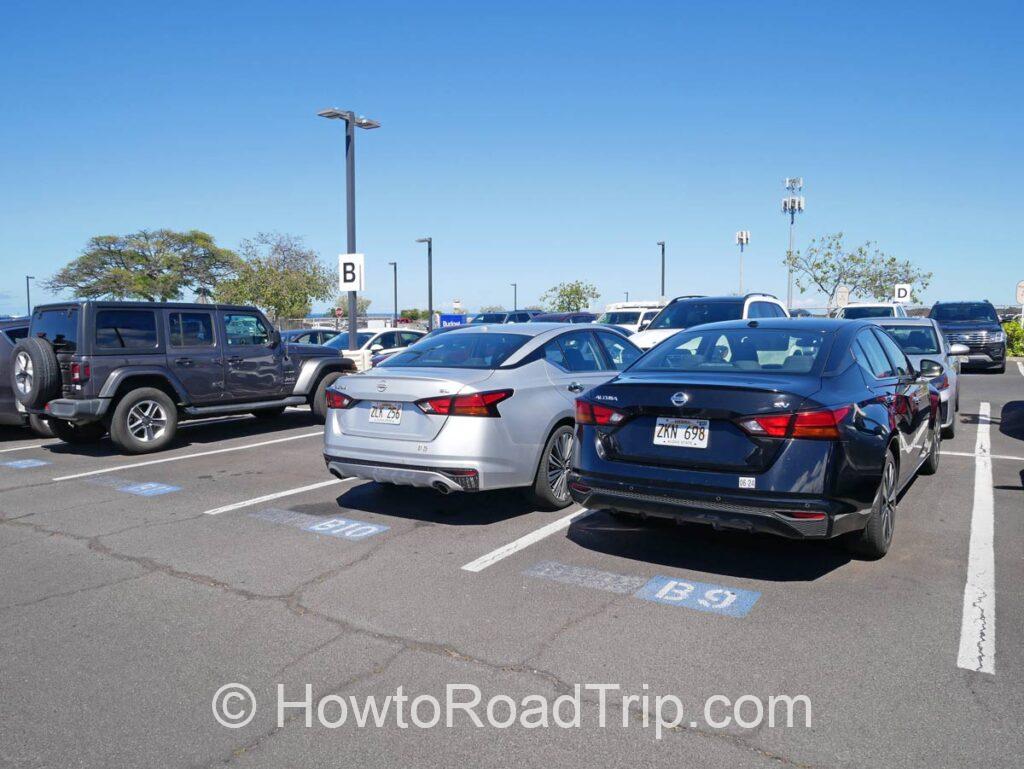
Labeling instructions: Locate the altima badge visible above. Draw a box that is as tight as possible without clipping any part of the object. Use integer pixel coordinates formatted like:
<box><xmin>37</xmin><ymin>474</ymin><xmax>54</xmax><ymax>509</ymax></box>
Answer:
<box><xmin>670</xmin><ymin>392</ymin><xmax>689</xmax><ymax>406</ymax></box>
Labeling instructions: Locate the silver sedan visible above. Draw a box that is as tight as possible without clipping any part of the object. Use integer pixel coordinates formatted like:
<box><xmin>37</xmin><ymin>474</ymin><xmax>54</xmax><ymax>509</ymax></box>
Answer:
<box><xmin>873</xmin><ymin>317</ymin><xmax>968</xmax><ymax>438</ymax></box>
<box><xmin>322</xmin><ymin>323</ymin><xmax>642</xmax><ymax>508</ymax></box>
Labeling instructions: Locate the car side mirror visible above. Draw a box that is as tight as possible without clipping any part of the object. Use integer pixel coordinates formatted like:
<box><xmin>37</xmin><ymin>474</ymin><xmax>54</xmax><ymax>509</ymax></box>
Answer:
<box><xmin>638</xmin><ymin>321</ymin><xmax>650</xmax><ymax>331</ymax></box>
<box><xmin>949</xmin><ymin>343</ymin><xmax>970</xmax><ymax>357</ymax></box>
<box><xmin>370</xmin><ymin>343</ymin><xmax>384</xmax><ymax>353</ymax></box>
<box><xmin>268</xmin><ymin>329</ymin><xmax>281</xmax><ymax>348</ymax></box>
<box><xmin>918</xmin><ymin>358</ymin><xmax>944</xmax><ymax>379</ymax></box>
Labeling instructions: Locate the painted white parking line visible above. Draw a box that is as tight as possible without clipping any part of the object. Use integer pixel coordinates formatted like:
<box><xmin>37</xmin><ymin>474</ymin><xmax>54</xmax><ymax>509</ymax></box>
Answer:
<box><xmin>956</xmin><ymin>401</ymin><xmax>995</xmax><ymax>675</ymax></box>
<box><xmin>52</xmin><ymin>431</ymin><xmax>323</xmax><ymax>482</ymax></box>
<box><xmin>461</xmin><ymin>508</ymin><xmax>594</xmax><ymax>573</ymax></box>
<box><xmin>1016</xmin><ymin>361</ymin><xmax>1023</xmax><ymax>377</ymax></box>
<box><xmin>203</xmin><ymin>478</ymin><xmax>352</xmax><ymax>515</ymax></box>
<box><xmin>0</xmin><ymin>443</ymin><xmax>54</xmax><ymax>453</ymax></box>
<box><xmin>942</xmin><ymin>450</ymin><xmax>1024</xmax><ymax>462</ymax></box>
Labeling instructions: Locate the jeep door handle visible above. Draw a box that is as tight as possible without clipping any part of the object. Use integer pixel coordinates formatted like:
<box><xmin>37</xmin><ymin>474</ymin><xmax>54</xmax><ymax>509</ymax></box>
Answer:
<box><xmin>567</xmin><ymin>382</ymin><xmax>585</xmax><ymax>393</ymax></box>
<box><xmin>174</xmin><ymin>357</ymin><xmax>193</xmax><ymax>368</ymax></box>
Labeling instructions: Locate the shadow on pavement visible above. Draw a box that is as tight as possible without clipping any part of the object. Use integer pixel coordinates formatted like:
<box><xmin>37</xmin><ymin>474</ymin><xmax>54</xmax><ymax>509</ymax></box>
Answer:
<box><xmin>317</xmin><ymin>482</ymin><xmax>539</xmax><ymax>526</ymax></box>
<box><xmin>998</xmin><ymin>401</ymin><xmax>1024</xmax><ymax>443</ymax></box>
<box><xmin>566</xmin><ymin>510</ymin><xmax>851</xmax><ymax>582</ymax></box>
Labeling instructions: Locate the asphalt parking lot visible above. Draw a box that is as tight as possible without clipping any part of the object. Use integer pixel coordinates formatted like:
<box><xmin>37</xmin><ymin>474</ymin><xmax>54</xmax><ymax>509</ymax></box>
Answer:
<box><xmin>1</xmin><ymin>368</ymin><xmax>1021</xmax><ymax>769</ymax></box>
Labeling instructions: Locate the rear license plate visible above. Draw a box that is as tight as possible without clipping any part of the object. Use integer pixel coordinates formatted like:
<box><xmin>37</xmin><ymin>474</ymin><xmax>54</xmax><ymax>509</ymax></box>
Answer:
<box><xmin>653</xmin><ymin>417</ymin><xmax>709</xmax><ymax>448</ymax></box>
<box><xmin>368</xmin><ymin>401</ymin><xmax>402</xmax><ymax>424</ymax></box>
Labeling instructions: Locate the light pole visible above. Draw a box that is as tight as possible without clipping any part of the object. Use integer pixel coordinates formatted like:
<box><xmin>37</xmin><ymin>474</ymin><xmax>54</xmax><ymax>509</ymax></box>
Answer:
<box><xmin>25</xmin><ymin>276</ymin><xmax>34</xmax><ymax>315</ymax></box>
<box><xmin>782</xmin><ymin>177</ymin><xmax>805</xmax><ymax>311</ymax></box>
<box><xmin>416</xmin><ymin>237</ymin><xmax>433</xmax><ymax>330</ymax></box>
<box><xmin>625</xmin><ymin>291</ymin><xmax>630</xmax><ymax>302</ymax></box>
<box><xmin>388</xmin><ymin>261</ymin><xmax>398</xmax><ymax>326</ymax></box>
<box><xmin>657</xmin><ymin>241</ymin><xmax>665</xmax><ymax>298</ymax></box>
<box><xmin>318</xmin><ymin>107</ymin><xmax>380</xmax><ymax>352</ymax></box>
<box><xmin>735</xmin><ymin>231</ymin><xmax>750</xmax><ymax>294</ymax></box>
<box><xmin>511</xmin><ymin>283</ymin><xmax>517</xmax><ymax>311</ymax></box>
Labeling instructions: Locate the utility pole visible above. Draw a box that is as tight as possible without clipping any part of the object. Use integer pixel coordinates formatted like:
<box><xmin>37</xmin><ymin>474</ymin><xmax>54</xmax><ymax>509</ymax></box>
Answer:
<box><xmin>657</xmin><ymin>241</ymin><xmax>666</xmax><ymax>298</ymax></box>
<box><xmin>388</xmin><ymin>261</ymin><xmax>398</xmax><ymax>326</ymax></box>
<box><xmin>416</xmin><ymin>238</ymin><xmax>433</xmax><ymax>330</ymax></box>
<box><xmin>25</xmin><ymin>276</ymin><xmax>34</xmax><ymax>315</ymax></box>
<box><xmin>511</xmin><ymin>282</ymin><xmax>517</xmax><ymax>311</ymax></box>
<box><xmin>782</xmin><ymin>178</ymin><xmax>805</xmax><ymax>311</ymax></box>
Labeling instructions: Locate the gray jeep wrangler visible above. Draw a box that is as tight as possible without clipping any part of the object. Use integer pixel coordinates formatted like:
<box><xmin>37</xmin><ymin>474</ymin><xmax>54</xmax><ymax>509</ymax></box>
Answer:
<box><xmin>10</xmin><ymin>301</ymin><xmax>355</xmax><ymax>454</ymax></box>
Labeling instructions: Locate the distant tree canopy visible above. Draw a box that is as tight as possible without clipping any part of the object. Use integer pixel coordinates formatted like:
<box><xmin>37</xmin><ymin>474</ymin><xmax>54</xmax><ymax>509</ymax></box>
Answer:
<box><xmin>44</xmin><ymin>229</ymin><xmax>240</xmax><ymax>302</ymax></box>
<box><xmin>540</xmin><ymin>281</ymin><xmax>600</xmax><ymax>312</ymax></box>
<box><xmin>400</xmin><ymin>308</ymin><xmax>430</xmax><ymax>320</ymax></box>
<box><xmin>216</xmin><ymin>233</ymin><xmax>334</xmax><ymax>321</ymax></box>
<box><xmin>784</xmin><ymin>232</ymin><xmax>932</xmax><ymax>304</ymax></box>
<box><xmin>477</xmin><ymin>305</ymin><xmax>506</xmax><ymax>313</ymax></box>
<box><xmin>334</xmin><ymin>295</ymin><xmax>373</xmax><ymax>319</ymax></box>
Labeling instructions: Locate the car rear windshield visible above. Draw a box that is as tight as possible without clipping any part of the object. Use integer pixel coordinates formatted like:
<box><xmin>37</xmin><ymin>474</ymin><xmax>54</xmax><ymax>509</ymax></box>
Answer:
<box><xmin>647</xmin><ymin>300</ymin><xmax>743</xmax><ymax>330</ymax></box>
<box><xmin>325</xmin><ymin>331</ymin><xmax>375</xmax><ymax>349</ymax></box>
<box><xmin>31</xmin><ymin>308</ymin><xmax>79</xmax><ymax>352</ymax></box>
<box><xmin>929</xmin><ymin>303</ymin><xmax>998</xmax><ymax>323</ymax></box>
<box><xmin>883</xmin><ymin>325</ymin><xmax>941</xmax><ymax>355</ymax></box>
<box><xmin>470</xmin><ymin>313</ymin><xmax>507</xmax><ymax>324</ymax></box>
<box><xmin>597</xmin><ymin>311</ymin><xmax>641</xmax><ymax>325</ymax></box>
<box><xmin>633</xmin><ymin>328</ymin><xmax>828</xmax><ymax>374</ymax></box>
<box><xmin>842</xmin><ymin>306</ymin><xmax>894</xmax><ymax>319</ymax></box>
<box><xmin>381</xmin><ymin>332</ymin><xmax>529</xmax><ymax>369</ymax></box>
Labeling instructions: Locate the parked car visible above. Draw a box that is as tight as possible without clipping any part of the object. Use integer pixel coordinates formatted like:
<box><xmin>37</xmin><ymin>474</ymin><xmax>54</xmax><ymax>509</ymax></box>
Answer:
<box><xmin>872</xmin><ymin>318</ymin><xmax>967</xmax><ymax>437</ymax></box>
<box><xmin>468</xmin><ymin>310</ymin><xmax>541</xmax><ymax>324</ymax></box>
<box><xmin>928</xmin><ymin>300</ymin><xmax>1006</xmax><ymax>373</ymax></box>
<box><xmin>10</xmin><ymin>302</ymin><xmax>356</xmax><ymax>453</ymax></box>
<box><xmin>528</xmin><ymin>312</ymin><xmax>597</xmax><ymax>324</ymax></box>
<box><xmin>281</xmin><ymin>327</ymin><xmax>339</xmax><ymax>345</ymax></box>
<box><xmin>595</xmin><ymin>301</ymin><xmax>667</xmax><ymax>334</ymax></box>
<box><xmin>0</xmin><ymin>319</ymin><xmax>52</xmax><ymax>436</ymax></box>
<box><xmin>630</xmin><ymin>294</ymin><xmax>789</xmax><ymax>350</ymax></box>
<box><xmin>835</xmin><ymin>302</ymin><xmax>909</xmax><ymax>319</ymax></box>
<box><xmin>322</xmin><ymin>324</ymin><xmax>642</xmax><ymax>508</ymax></box>
<box><xmin>569</xmin><ymin>318</ymin><xmax>942</xmax><ymax>559</ymax></box>
<box><xmin>323</xmin><ymin>327</ymin><xmax>427</xmax><ymax>367</ymax></box>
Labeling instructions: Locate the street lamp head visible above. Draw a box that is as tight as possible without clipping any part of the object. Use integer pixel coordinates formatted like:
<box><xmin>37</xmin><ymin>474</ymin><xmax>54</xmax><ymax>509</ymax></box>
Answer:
<box><xmin>388</xmin><ymin>261</ymin><xmax>396</xmax><ymax>267</ymax></box>
<box><xmin>415</xmin><ymin>237</ymin><xmax>431</xmax><ymax>244</ymax></box>
<box><xmin>318</xmin><ymin>108</ymin><xmax>380</xmax><ymax>129</ymax></box>
<box><xmin>656</xmin><ymin>241</ymin><xmax>665</xmax><ymax>247</ymax></box>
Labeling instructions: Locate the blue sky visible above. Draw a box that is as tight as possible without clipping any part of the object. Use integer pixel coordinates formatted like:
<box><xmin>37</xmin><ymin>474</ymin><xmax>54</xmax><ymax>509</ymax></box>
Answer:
<box><xmin>1</xmin><ymin>0</ymin><xmax>1021</xmax><ymax>316</ymax></box>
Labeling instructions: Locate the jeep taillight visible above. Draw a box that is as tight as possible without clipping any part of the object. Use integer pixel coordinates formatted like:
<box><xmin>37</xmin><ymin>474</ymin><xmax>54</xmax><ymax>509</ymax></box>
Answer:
<box><xmin>70</xmin><ymin>363</ymin><xmax>90</xmax><ymax>384</ymax></box>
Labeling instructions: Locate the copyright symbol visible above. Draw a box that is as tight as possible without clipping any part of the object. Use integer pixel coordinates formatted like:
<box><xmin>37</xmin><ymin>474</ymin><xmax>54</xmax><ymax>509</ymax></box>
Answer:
<box><xmin>212</xmin><ymin>683</ymin><xmax>256</xmax><ymax>728</ymax></box>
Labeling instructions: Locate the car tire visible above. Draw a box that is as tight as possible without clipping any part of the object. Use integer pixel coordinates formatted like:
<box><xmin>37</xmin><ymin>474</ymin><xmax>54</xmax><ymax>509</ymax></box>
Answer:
<box><xmin>310</xmin><ymin>372</ymin><xmax>345</xmax><ymax>423</ymax></box>
<box><xmin>50</xmin><ymin>419</ymin><xmax>107</xmax><ymax>444</ymax></box>
<box><xmin>941</xmin><ymin>413</ymin><xmax>956</xmax><ymax>439</ymax></box>
<box><xmin>995</xmin><ymin>362</ymin><xmax>1006</xmax><ymax>374</ymax></box>
<box><xmin>109</xmin><ymin>388</ymin><xmax>178</xmax><ymax>454</ymax></box>
<box><xmin>27</xmin><ymin>414</ymin><xmax>54</xmax><ymax>438</ymax></box>
<box><xmin>10</xmin><ymin>337</ymin><xmax>61</xmax><ymax>409</ymax></box>
<box><xmin>845</xmin><ymin>450</ymin><xmax>897</xmax><ymax>560</ymax></box>
<box><xmin>528</xmin><ymin>424</ymin><xmax>576</xmax><ymax>510</ymax></box>
<box><xmin>252</xmin><ymin>407</ymin><xmax>286</xmax><ymax>419</ymax></box>
<box><xmin>920</xmin><ymin>425</ymin><xmax>940</xmax><ymax>475</ymax></box>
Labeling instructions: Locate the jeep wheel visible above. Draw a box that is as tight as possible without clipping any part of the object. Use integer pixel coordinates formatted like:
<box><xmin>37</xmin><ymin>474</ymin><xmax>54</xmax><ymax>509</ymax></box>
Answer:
<box><xmin>50</xmin><ymin>419</ymin><xmax>107</xmax><ymax>444</ymax></box>
<box><xmin>311</xmin><ymin>372</ymin><xmax>346</xmax><ymax>423</ymax></box>
<box><xmin>11</xmin><ymin>337</ymin><xmax>61</xmax><ymax>409</ymax></box>
<box><xmin>109</xmin><ymin>388</ymin><xmax>178</xmax><ymax>454</ymax></box>
<box><xmin>28</xmin><ymin>414</ymin><xmax>54</xmax><ymax>438</ymax></box>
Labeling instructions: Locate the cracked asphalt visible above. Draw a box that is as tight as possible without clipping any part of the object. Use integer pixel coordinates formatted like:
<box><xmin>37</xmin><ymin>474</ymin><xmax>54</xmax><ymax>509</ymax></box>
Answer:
<box><xmin>1</xmin><ymin>370</ymin><xmax>1021</xmax><ymax>769</ymax></box>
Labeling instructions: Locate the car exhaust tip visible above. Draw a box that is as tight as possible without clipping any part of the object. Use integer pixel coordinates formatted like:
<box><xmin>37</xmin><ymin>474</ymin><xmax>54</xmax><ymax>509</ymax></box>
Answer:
<box><xmin>432</xmin><ymin>481</ymin><xmax>452</xmax><ymax>495</ymax></box>
<box><xmin>328</xmin><ymin>467</ymin><xmax>346</xmax><ymax>480</ymax></box>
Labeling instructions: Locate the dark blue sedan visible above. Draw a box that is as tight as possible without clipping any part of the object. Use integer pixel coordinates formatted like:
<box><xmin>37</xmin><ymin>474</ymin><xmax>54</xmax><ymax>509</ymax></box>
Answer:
<box><xmin>569</xmin><ymin>319</ymin><xmax>942</xmax><ymax>559</ymax></box>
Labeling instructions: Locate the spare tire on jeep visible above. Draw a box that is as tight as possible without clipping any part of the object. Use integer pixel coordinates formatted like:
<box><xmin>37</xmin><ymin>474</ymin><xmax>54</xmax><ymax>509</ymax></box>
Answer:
<box><xmin>10</xmin><ymin>337</ymin><xmax>61</xmax><ymax>409</ymax></box>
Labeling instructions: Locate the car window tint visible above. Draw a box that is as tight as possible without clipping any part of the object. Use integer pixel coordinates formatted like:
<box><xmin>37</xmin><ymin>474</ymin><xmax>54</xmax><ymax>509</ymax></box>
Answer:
<box><xmin>223</xmin><ymin>313</ymin><xmax>269</xmax><ymax>346</ymax></box>
<box><xmin>543</xmin><ymin>340</ymin><xmax>570</xmax><ymax>370</ymax></box>
<box><xmin>556</xmin><ymin>332</ymin><xmax>605</xmax><ymax>372</ymax></box>
<box><xmin>596</xmin><ymin>332</ymin><xmax>641</xmax><ymax>370</ymax></box>
<box><xmin>32</xmin><ymin>308</ymin><xmax>79</xmax><ymax>352</ymax></box>
<box><xmin>382</xmin><ymin>332</ymin><xmax>529</xmax><ymax>369</ymax></box>
<box><xmin>636</xmin><ymin>329</ymin><xmax>826</xmax><ymax>374</ymax></box>
<box><xmin>400</xmin><ymin>331</ymin><xmax>422</xmax><ymax>346</ymax></box>
<box><xmin>855</xmin><ymin>331</ymin><xmax>895</xmax><ymax>378</ymax></box>
<box><xmin>169</xmin><ymin>312</ymin><xmax>214</xmax><ymax>347</ymax></box>
<box><xmin>884</xmin><ymin>326</ymin><xmax>940</xmax><ymax>355</ymax></box>
<box><xmin>4</xmin><ymin>326</ymin><xmax>29</xmax><ymax>342</ymax></box>
<box><xmin>96</xmin><ymin>310</ymin><xmax>158</xmax><ymax>349</ymax></box>
<box><xmin>874</xmin><ymin>329</ymin><xmax>910</xmax><ymax>377</ymax></box>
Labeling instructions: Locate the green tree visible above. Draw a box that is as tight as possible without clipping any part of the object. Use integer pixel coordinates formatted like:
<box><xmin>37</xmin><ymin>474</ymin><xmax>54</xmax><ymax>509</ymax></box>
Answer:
<box><xmin>44</xmin><ymin>229</ymin><xmax>240</xmax><ymax>301</ymax></box>
<box><xmin>478</xmin><ymin>304</ymin><xmax>506</xmax><ymax>313</ymax></box>
<box><xmin>540</xmin><ymin>281</ymin><xmax>600</xmax><ymax>312</ymax></box>
<box><xmin>400</xmin><ymin>308</ymin><xmax>429</xmax><ymax>320</ymax></box>
<box><xmin>216</xmin><ymin>233</ymin><xmax>334</xmax><ymax>321</ymax></box>
<box><xmin>334</xmin><ymin>295</ymin><xmax>373</xmax><ymax>319</ymax></box>
<box><xmin>784</xmin><ymin>232</ymin><xmax>932</xmax><ymax>305</ymax></box>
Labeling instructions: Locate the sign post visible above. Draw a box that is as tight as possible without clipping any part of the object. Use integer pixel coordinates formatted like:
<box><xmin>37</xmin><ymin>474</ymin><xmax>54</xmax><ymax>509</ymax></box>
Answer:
<box><xmin>893</xmin><ymin>283</ymin><xmax>912</xmax><ymax>303</ymax></box>
<box><xmin>835</xmin><ymin>285</ymin><xmax>851</xmax><ymax>311</ymax></box>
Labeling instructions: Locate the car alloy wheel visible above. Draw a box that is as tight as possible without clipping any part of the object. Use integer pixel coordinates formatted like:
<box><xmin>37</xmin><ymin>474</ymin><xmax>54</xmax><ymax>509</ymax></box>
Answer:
<box><xmin>546</xmin><ymin>430</ymin><xmax>575</xmax><ymax>503</ymax></box>
<box><xmin>879</xmin><ymin>458</ymin><xmax>896</xmax><ymax>545</ymax></box>
<box><xmin>13</xmin><ymin>351</ymin><xmax>33</xmax><ymax>396</ymax></box>
<box><xmin>126</xmin><ymin>400</ymin><xmax>168</xmax><ymax>443</ymax></box>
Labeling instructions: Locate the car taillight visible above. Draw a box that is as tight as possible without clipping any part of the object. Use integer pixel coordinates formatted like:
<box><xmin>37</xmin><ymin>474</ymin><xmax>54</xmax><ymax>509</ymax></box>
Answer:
<box><xmin>70</xmin><ymin>363</ymin><xmax>90</xmax><ymax>384</ymax></box>
<box><xmin>325</xmin><ymin>389</ymin><xmax>356</xmax><ymax>409</ymax></box>
<box><xmin>575</xmin><ymin>399</ymin><xmax>627</xmax><ymax>426</ymax></box>
<box><xmin>416</xmin><ymin>389</ymin><xmax>513</xmax><ymax>417</ymax></box>
<box><xmin>737</xmin><ymin>406</ymin><xmax>851</xmax><ymax>440</ymax></box>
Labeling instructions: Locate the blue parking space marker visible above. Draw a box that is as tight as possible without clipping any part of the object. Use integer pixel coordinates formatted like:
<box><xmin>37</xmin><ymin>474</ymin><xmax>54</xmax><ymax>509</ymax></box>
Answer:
<box><xmin>304</xmin><ymin>517</ymin><xmax>389</xmax><ymax>540</ymax></box>
<box><xmin>116</xmin><ymin>481</ymin><xmax>180</xmax><ymax>497</ymax></box>
<box><xmin>634</xmin><ymin>576</ymin><xmax>760</xmax><ymax>617</ymax></box>
<box><xmin>2</xmin><ymin>459</ymin><xmax>50</xmax><ymax>469</ymax></box>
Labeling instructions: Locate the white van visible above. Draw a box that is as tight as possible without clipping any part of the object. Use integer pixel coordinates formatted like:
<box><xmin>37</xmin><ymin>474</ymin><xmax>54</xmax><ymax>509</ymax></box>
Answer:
<box><xmin>595</xmin><ymin>301</ymin><xmax>667</xmax><ymax>334</ymax></box>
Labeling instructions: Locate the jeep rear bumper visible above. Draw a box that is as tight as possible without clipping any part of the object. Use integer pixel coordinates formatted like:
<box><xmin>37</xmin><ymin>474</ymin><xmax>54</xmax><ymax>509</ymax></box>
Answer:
<box><xmin>44</xmin><ymin>398</ymin><xmax>110</xmax><ymax>423</ymax></box>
